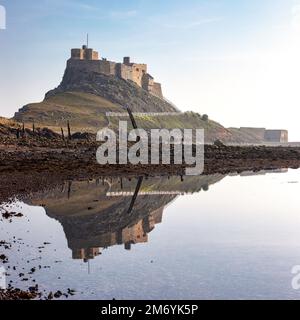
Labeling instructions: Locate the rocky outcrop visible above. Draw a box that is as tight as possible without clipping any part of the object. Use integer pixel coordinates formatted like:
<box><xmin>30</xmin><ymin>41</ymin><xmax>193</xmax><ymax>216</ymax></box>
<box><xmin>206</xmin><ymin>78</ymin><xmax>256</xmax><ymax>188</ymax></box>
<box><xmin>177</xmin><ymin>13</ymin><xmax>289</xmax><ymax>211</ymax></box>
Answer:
<box><xmin>12</xmin><ymin>57</ymin><xmax>287</xmax><ymax>144</ymax></box>
<box><xmin>45</xmin><ymin>67</ymin><xmax>177</xmax><ymax>113</ymax></box>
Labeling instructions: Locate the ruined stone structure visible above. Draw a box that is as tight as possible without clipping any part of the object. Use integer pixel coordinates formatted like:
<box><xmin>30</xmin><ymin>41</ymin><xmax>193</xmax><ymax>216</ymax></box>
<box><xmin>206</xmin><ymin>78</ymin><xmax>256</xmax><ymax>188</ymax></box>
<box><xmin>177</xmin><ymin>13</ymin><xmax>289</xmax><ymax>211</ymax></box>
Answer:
<box><xmin>240</xmin><ymin>127</ymin><xmax>288</xmax><ymax>143</ymax></box>
<box><xmin>68</xmin><ymin>45</ymin><xmax>164</xmax><ymax>99</ymax></box>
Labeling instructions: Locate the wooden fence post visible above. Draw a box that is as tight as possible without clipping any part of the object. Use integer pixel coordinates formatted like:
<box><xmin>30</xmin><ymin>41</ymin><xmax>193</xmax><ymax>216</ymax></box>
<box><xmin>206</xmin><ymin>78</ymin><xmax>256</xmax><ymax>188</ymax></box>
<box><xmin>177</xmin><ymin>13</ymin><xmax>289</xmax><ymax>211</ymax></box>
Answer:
<box><xmin>67</xmin><ymin>121</ymin><xmax>71</xmax><ymax>140</ymax></box>
<box><xmin>61</xmin><ymin>127</ymin><xmax>65</xmax><ymax>141</ymax></box>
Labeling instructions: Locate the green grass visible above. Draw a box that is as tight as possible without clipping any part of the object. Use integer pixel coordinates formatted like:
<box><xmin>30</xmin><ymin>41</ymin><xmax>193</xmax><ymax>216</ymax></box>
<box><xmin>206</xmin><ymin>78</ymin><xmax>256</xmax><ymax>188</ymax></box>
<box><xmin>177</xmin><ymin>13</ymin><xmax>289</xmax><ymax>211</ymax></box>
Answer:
<box><xmin>13</xmin><ymin>91</ymin><xmax>248</xmax><ymax>143</ymax></box>
<box><xmin>14</xmin><ymin>92</ymin><xmax>124</xmax><ymax>133</ymax></box>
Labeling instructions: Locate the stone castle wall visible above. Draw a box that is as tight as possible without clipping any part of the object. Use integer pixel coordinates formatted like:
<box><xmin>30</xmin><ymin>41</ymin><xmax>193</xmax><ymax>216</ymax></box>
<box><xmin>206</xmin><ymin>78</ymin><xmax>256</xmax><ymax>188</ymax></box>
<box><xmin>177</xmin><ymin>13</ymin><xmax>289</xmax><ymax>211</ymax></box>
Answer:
<box><xmin>115</xmin><ymin>63</ymin><xmax>132</xmax><ymax>81</ymax></box>
<box><xmin>264</xmin><ymin>130</ymin><xmax>288</xmax><ymax>143</ymax></box>
<box><xmin>151</xmin><ymin>82</ymin><xmax>163</xmax><ymax>99</ymax></box>
<box><xmin>71</xmin><ymin>47</ymin><xmax>99</xmax><ymax>61</ymax></box>
<box><xmin>239</xmin><ymin>127</ymin><xmax>289</xmax><ymax>143</ymax></box>
<box><xmin>130</xmin><ymin>63</ymin><xmax>147</xmax><ymax>87</ymax></box>
<box><xmin>69</xmin><ymin>45</ymin><xmax>163</xmax><ymax>99</ymax></box>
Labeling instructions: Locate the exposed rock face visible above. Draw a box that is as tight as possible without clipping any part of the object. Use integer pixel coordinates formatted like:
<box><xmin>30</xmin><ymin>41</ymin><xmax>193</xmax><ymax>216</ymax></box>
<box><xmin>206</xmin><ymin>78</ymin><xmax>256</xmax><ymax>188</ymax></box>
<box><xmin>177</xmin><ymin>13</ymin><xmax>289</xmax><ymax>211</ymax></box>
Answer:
<box><xmin>45</xmin><ymin>67</ymin><xmax>177</xmax><ymax>113</ymax></box>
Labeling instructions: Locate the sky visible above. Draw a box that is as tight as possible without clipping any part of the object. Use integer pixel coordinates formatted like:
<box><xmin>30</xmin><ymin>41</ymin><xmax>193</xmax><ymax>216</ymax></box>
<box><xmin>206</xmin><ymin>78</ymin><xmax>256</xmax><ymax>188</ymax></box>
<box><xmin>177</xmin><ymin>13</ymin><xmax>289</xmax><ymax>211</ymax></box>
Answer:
<box><xmin>0</xmin><ymin>0</ymin><xmax>300</xmax><ymax>141</ymax></box>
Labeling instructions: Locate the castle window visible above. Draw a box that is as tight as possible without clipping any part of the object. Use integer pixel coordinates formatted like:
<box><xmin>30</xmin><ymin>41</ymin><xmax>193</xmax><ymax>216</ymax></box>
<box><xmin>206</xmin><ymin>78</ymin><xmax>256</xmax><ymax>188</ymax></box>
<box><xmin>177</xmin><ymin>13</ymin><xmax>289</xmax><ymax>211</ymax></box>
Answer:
<box><xmin>136</xmin><ymin>68</ymin><xmax>139</xmax><ymax>72</ymax></box>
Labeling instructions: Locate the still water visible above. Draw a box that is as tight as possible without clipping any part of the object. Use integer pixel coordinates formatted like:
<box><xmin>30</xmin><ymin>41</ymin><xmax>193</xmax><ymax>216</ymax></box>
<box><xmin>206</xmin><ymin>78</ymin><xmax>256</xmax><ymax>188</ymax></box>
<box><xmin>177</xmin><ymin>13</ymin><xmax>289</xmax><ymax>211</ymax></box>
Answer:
<box><xmin>1</xmin><ymin>169</ymin><xmax>300</xmax><ymax>300</ymax></box>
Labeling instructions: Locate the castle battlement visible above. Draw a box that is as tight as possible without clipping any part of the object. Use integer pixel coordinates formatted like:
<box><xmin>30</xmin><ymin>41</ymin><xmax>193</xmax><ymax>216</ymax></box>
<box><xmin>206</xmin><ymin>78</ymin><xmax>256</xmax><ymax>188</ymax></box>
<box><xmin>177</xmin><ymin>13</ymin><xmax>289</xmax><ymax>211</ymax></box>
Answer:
<box><xmin>71</xmin><ymin>45</ymin><xmax>99</xmax><ymax>61</ymax></box>
<box><xmin>68</xmin><ymin>45</ymin><xmax>163</xmax><ymax>99</ymax></box>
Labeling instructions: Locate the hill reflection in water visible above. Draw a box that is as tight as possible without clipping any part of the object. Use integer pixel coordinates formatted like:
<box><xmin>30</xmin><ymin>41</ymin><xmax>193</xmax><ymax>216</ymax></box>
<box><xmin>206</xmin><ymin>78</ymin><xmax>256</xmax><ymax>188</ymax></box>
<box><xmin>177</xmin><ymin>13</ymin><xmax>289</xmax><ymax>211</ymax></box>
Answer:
<box><xmin>27</xmin><ymin>169</ymin><xmax>287</xmax><ymax>262</ymax></box>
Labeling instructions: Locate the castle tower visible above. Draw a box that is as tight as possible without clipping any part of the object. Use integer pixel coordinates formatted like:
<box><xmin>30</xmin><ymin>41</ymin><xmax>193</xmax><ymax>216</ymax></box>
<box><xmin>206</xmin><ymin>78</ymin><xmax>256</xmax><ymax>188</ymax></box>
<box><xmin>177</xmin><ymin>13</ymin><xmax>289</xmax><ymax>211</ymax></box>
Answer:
<box><xmin>71</xmin><ymin>45</ymin><xmax>99</xmax><ymax>61</ymax></box>
<box><xmin>72</xmin><ymin>247</ymin><xmax>100</xmax><ymax>261</ymax></box>
<box><xmin>123</xmin><ymin>57</ymin><xmax>131</xmax><ymax>65</ymax></box>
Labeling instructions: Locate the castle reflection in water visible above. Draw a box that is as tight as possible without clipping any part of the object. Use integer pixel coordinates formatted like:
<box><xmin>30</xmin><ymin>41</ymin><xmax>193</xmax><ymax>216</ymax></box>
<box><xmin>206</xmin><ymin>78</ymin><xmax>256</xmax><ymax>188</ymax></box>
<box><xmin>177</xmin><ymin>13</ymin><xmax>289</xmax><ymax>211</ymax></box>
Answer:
<box><xmin>72</xmin><ymin>206</ymin><xmax>163</xmax><ymax>262</ymax></box>
<box><xmin>26</xmin><ymin>169</ymin><xmax>287</xmax><ymax>262</ymax></box>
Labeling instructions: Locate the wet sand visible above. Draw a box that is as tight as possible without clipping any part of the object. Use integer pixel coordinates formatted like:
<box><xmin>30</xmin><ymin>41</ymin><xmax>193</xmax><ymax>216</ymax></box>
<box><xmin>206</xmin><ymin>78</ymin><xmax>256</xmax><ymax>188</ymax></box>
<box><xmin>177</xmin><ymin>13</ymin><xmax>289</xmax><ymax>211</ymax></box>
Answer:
<box><xmin>0</xmin><ymin>142</ymin><xmax>299</xmax><ymax>203</ymax></box>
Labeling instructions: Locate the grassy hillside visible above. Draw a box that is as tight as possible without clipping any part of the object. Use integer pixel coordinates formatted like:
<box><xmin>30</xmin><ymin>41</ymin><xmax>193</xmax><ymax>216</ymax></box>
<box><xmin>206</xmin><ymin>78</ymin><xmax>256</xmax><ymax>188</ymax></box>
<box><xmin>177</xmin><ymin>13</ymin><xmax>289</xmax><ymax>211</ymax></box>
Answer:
<box><xmin>14</xmin><ymin>92</ymin><xmax>264</xmax><ymax>143</ymax></box>
<box><xmin>13</xmin><ymin>91</ymin><xmax>246</xmax><ymax>143</ymax></box>
<box><xmin>228</xmin><ymin>127</ymin><xmax>265</xmax><ymax>143</ymax></box>
<box><xmin>13</xmin><ymin>68</ymin><xmax>263</xmax><ymax>143</ymax></box>
<box><xmin>14</xmin><ymin>92</ymin><xmax>121</xmax><ymax>133</ymax></box>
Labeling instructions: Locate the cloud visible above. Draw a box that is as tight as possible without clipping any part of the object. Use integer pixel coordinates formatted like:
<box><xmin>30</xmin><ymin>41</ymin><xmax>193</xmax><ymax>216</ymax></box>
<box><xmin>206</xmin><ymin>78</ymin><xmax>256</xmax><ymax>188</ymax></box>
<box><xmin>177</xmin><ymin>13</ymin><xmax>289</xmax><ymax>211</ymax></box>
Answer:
<box><xmin>110</xmin><ymin>10</ymin><xmax>138</xmax><ymax>19</ymax></box>
<box><xmin>163</xmin><ymin>17</ymin><xmax>222</xmax><ymax>30</ymax></box>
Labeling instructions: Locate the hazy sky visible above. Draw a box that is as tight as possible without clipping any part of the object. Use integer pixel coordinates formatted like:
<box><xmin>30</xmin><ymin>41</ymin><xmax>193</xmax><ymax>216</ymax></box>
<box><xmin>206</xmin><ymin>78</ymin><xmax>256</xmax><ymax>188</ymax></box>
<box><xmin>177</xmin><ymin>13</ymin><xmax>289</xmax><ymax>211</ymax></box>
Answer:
<box><xmin>0</xmin><ymin>0</ymin><xmax>300</xmax><ymax>141</ymax></box>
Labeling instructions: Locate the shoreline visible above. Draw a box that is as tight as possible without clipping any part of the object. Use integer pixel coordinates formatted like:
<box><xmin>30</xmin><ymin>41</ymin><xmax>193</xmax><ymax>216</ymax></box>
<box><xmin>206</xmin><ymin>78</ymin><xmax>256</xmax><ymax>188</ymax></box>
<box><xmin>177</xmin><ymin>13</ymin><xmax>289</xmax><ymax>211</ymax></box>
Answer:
<box><xmin>1</xmin><ymin>142</ymin><xmax>300</xmax><ymax>300</ymax></box>
<box><xmin>0</xmin><ymin>142</ymin><xmax>300</xmax><ymax>203</ymax></box>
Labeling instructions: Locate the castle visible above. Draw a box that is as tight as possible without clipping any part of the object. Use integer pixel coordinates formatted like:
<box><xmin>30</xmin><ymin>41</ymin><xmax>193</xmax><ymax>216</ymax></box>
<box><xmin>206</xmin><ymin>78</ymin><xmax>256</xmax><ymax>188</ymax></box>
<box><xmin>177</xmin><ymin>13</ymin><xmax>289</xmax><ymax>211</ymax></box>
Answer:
<box><xmin>68</xmin><ymin>45</ymin><xmax>164</xmax><ymax>99</ymax></box>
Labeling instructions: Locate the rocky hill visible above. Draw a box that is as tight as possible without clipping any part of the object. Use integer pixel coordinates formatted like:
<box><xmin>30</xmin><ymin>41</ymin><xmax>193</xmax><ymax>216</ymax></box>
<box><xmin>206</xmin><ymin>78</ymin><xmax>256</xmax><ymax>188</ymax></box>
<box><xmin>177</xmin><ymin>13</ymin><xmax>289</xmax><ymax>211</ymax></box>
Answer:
<box><xmin>13</xmin><ymin>62</ymin><xmax>265</xmax><ymax>144</ymax></box>
<box><xmin>47</xmin><ymin>67</ymin><xmax>177</xmax><ymax>113</ymax></box>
